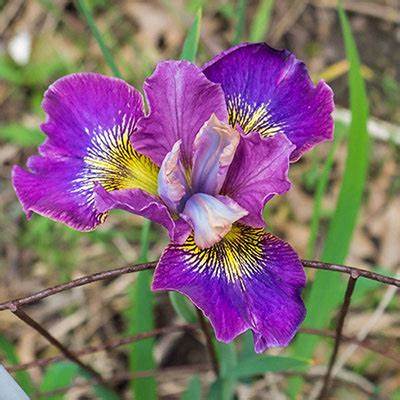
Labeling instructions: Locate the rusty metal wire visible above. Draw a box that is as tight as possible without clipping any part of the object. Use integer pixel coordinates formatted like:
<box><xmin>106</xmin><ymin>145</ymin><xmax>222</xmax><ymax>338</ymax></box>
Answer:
<box><xmin>0</xmin><ymin>259</ymin><xmax>399</xmax><ymax>312</ymax></box>
<box><xmin>1</xmin><ymin>259</ymin><xmax>399</xmax><ymax>399</ymax></box>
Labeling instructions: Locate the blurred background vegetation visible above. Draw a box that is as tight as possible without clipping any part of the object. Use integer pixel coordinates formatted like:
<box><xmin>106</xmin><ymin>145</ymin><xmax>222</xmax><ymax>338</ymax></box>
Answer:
<box><xmin>0</xmin><ymin>0</ymin><xmax>399</xmax><ymax>399</ymax></box>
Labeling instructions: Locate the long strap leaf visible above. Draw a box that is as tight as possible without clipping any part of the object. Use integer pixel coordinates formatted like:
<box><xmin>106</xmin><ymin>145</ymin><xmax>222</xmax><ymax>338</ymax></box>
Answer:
<box><xmin>289</xmin><ymin>3</ymin><xmax>369</xmax><ymax>396</ymax></box>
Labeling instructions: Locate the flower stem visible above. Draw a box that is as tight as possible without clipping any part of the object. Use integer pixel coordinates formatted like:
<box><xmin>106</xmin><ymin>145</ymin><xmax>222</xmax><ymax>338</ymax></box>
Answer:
<box><xmin>195</xmin><ymin>307</ymin><xmax>220</xmax><ymax>377</ymax></box>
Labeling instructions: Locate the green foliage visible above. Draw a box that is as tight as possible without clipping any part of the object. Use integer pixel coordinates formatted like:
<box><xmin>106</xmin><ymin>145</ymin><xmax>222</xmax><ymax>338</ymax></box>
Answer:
<box><xmin>210</xmin><ymin>339</ymin><xmax>308</xmax><ymax>399</ymax></box>
<box><xmin>233</xmin><ymin>0</ymin><xmax>248</xmax><ymax>44</ymax></box>
<box><xmin>289</xmin><ymin>3</ymin><xmax>369</xmax><ymax>396</ymax></box>
<box><xmin>128</xmin><ymin>220</ymin><xmax>157</xmax><ymax>400</ymax></box>
<box><xmin>306</xmin><ymin>121</ymin><xmax>346</xmax><ymax>258</ymax></box>
<box><xmin>181</xmin><ymin>375</ymin><xmax>201</xmax><ymax>400</ymax></box>
<box><xmin>76</xmin><ymin>0</ymin><xmax>122</xmax><ymax>78</ymax></box>
<box><xmin>231</xmin><ymin>355</ymin><xmax>308</xmax><ymax>378</ymax></box>
<box><xmin>0</xmin><ymin>335</ymin><xmax>35</xmax><ymax>395</ymax></box>
<box><xmin>128</xmin><ymin>269</ymin><xmax>157</xmax><ymax>399</ymax></box>
<box><xmin>209</xmin><ymin>342</ymin><xmax>237</xmax><ymax>400</ymax></box>
<box><xmin>169</xmin><ymin>292</ymin><xmax>197</xmax><ymax>323</ymax></box>
<box><xmin>78</xmin><ymin>369</ymin><xmax>120</xmax><ymax>399</ymax></box>
<box><xmin>40</xmin><ymin>362</ymin><xmax>79</xmax><ymax>399</ymax></box>
<box><xmin>180</xmin><ymin>8</ymin><xmax>202</xmax><ymax>62</ymax></box>
<box><xmin>0</xmin><ymin>123</ymin><xmax>44</xmax><ymax>147</ymax></box>
<box><xmin>249</xmin><ymin>0</ymin><xmax>274</xmax><ymax>42</ymax></box>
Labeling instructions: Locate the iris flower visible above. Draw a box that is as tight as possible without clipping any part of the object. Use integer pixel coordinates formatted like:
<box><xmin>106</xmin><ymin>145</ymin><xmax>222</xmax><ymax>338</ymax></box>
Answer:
<box><xmin>13</xmin><ymin>43</ymin><xmax>334</xmax><ymax>352</ymax></box>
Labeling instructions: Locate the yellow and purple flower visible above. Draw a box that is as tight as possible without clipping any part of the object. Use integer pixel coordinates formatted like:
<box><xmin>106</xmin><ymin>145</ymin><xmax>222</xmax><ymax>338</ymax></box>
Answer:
<box><xmin>12</xmin><ymin>43</ymin><xmax>334</xmax><ymax>352</ymax></box>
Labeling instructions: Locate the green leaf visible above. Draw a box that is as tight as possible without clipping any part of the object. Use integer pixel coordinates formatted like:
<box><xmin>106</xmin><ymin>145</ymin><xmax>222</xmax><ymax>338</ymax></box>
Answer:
<box><xmin>180</xmin><ymin>8</ymin><xmax>202</xmax><ymax>62</ymax></box>
<box><xmin>40</xmin><ymin>362</ymin><xmax>79</xmax><ymax>399</ymax></box>
<box><xmin>289</xmin><ymin>3</ymin><xmax>369</xmax><ymax>396</ymax></box>
<box><xmin>209</xmin><ymin>342</ymin><xmax>237</xmax><ymax>400</ymax></box>
<box><xmin>232</xmin><ymin>355</ymin><xmax>308</xmax><ymax>379</ymax></box>
<box><xmin>127</xmin><ymin>219</ymin><xmax>156</xmax><ymax>399</ymax></box>
<box><xmin>180</xmin><ymin>375</ymin><xmax>201</xmax><ymax>400</ymax></box>
<box><xmin>128</xmin><ymin>221</ymin><xmax>157</xmax><ymax>400</ymax></box>
<box><xmin>238</xmin><ymin>331</ymin><xmax>254</xmax><ymax>361</ymax></box>
<box><xmin>78</xmin><ymin>369</ymin><xmax>120</xmax><ymax>400</ymax></box>
<box><xmin>92</xmin><ymin>383</ymin><xmax>120</xmax><ymax>400</ymax></box>
<box><xmin>249</xmin><ymin>0</ymin><xmax>274</xmax><ymax>42</ymax></box>
<box><xmin>233</xmin><ymin>0</ymin><xmax>248</xmax><ymax>44</ymax></box>
<box><xmin>0</xmin><ymin>334</ymin><xmax>35</xmax><ymax>395</ymax></box>
<box><xmin>0</xmin><ymin>57</ymin><xmax>23</xmax><ymax>84</ymax></box>
<box><xmin>215</xmin><ymin>341</ymin><xmax>237</xmax><ymax>377</ymax></box>
<box><xmin>128</xmin><ymin>269</ymin><xmax>156</xmax><ymax>399</ymax></box>
<box><xmin>76</xmin><ymin>0</ymin><xmax>122</xmax><ymax>78</ymax></box>
<box><xmin>0</xmin><ymin>123</ymin><xmax>45</xmax><ymax>147</ymax></box>
<box><xmin>169</xmin><ymin>292</ymin><xmax>197</xmax><ymax>323</ymax></box>
<box><xmin>306</xmin><ymin>120</ymin><xmax>347</xmax><ymax>258</ymax></box>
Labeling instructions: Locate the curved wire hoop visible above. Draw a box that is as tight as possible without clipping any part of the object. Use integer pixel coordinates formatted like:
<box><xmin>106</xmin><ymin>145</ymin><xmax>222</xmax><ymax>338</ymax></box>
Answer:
<box><xmin>1</xmin><ymin>259</ymin><xmax>399</xmax><ymax>399</ymax></box>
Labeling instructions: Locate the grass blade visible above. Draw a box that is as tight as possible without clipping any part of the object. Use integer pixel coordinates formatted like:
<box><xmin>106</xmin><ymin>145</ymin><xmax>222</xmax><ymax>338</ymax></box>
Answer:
<box><xmin>169</xmin><ymin>292</ymin><xmax>197</xmax><ymax>323</ymax></box>
<box><xmin>306</xmin><ymin>121</ymin><xmax>346</xmax><ymax>258</ymax></box>
<box><xmin>0</xmin><ymin>124</ymin><xmax>44</xmax><ymax>147</ymax></box>
<box><xmin>128</xmin><ymin>220</ymin><xmax>157</xmax><ymax>400</ymax></box>
<box><xmin>231</xmin><ymin>355</ymin><xmax>308</xmax><ymax>379</ymax></box>
<box><xmin>78</xmin><ymin>369</ymin><xmax>119</xmax><ymax>399</ymax></box>
<box><xmin>180</xmin><ymin>375</ymin><xmax>201</xmax><ymax>400</ymax></box>
<box><xmin>233</xmin><ymin>0</ymin><xmax>248</xmax><ymax>44</ymax></box>
<box><xmin>289</xmin><ymin>3</ymin><xmax>369</xmax><ymax>396</ymax></box>
<box><xmin>249</xmin><ymin>0</ymin><xmax>274</xmax><ymax>42</ymax></box>
<box><xmin>209</xmin><ymin>342</ymin><xmax>237</xmax><ymax>400</ymax></box>
<box><xmin>0</xmin><ymin>335</ymin><xmax>35</xmax><ymax>395</ymax></box>
<box><xmin>180</xmin><ymin>8</ymin><xmax>202</xmax><ymax>62</ymax></box>
<box><xmin>76</xmin><ymin>0</ymin><xmax>122</xmax><ymax>78</ymax></box>
<box><xmin>40</xmin><ymin>362</ymin><xmax>79</xmax><ymax>400</ymax></box>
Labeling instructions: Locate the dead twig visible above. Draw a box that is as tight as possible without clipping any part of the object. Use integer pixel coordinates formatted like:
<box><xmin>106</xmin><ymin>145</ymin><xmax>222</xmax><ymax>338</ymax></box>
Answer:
<box><xmin>9</xmin><ymin>305</ymin><xmax>117</xmax><ymax>395</ymax></box>
<box><xmin>6</xmin><ymin>324</ymin><xmax>198</xmax><ymax>373</ymax></box>
<box><xmin>6</xmin><ymin>324</ymin><xmax>400</xmax><ymax>374</ymax></box>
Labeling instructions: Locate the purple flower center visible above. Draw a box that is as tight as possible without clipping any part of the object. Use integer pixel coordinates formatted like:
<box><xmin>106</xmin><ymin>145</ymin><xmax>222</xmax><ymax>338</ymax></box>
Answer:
<box><xmin>157</xmin><ymin>114</ymin><xmax>248</xmax><ymax>249</ymax></box>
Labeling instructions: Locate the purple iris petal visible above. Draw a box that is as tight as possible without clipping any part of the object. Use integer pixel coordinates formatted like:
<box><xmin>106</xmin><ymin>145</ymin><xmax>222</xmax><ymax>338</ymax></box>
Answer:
<box><xmin>132</xmin><ymin>60</ymin><xmax>228</xmax><ymax>167</ymax></box>
<box><xmin>95</xmin><ymin>186</ymin><xmax>191</xmax><ymax>244</ymax></box>
<box><xmin>13</xmin><ymin>157</ymin><xmax>105</xmax><ymax>231</ymax></box>
<box><xmin>221</xmin><ymin>132</ymin><xmax>294</xmax><ymax>227</ymax></box>
<box><xmin>181</xmin><ymin>193</ymin><xmax>248</xmax><ymax>249</ymax></box>
<box><xmin>13</xmin><ymin>73</ymin><xmax>152</xmax><ymax>231</ymax></box>
<box><xmin>191</xmin><ymin>114</ymin><xmax>240</xmax><ymax>195</ymax></box>
<box><xmin>202</xmin><ymin>43</ymin><xmax>334</xmax><ymax>160</ymax></box>
<box><xmin>152</xmin><ymin>225</ymin><xmax>306</xmax><ymax>352</ymax></box>
<box><xmin>40</xmin><ymin>73</ymin><xmax>143</xmax><ymax>158</ymax></box>
<box><xmin>158</xmin><ymin>140</ymin><xmax>189</xmax><ymax>213</ymax></box>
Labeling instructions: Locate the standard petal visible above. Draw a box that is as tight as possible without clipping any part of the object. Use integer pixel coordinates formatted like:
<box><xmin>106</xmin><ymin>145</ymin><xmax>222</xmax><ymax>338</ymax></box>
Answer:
<box><xmin>13</xmin><ymin>73</ymin><xmax>160</xmax><ymax>231</ymax></box>
<box><xmin>191</xmin><ymin>114</ymin><xmax>240</xmax><ymax>195</ymax></box>
<box><xmin>95</xmin><ymin>186</ymin><xmax>192</xmax><ymax>243</ymax></box>
<box><xmin>203</xmin><ymin>43</ymin><xmax>334</xmax><ymax>160</ymax></box>
<box><xmin>158</xmin><ymin>140</ymin><xmax>189</xmax><ymax>213</ymax></box>
<box><xmin>221</xmin><ymin>133</ymin><xmax>294</xmax><ymax>227</ymax></box>
<box><xmin>152</xmin><ymin>225</ymin><xmax>306</xmax><ymax>352</ymax></box>
<box><xmin>132</xmin><ymin>60</ymin><xmax>228</xmax><ymax>167</ymax></box>
<box><xmin>181</xmin><ymin>193</ymin><xmax>248</xmax><ymax>249</ymax></box>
